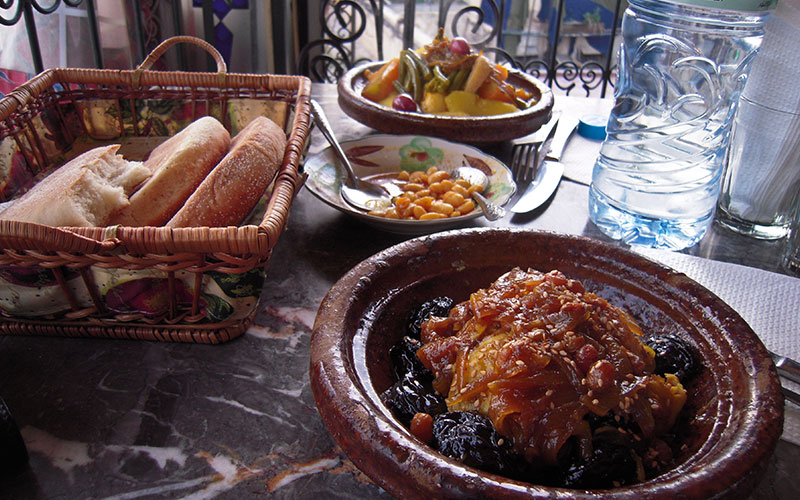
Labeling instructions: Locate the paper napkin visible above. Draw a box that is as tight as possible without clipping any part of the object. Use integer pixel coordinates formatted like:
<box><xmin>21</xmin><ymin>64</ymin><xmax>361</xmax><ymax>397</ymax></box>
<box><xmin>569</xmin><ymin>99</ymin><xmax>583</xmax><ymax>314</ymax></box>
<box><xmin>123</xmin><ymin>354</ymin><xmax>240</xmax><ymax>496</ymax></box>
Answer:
<box><xmin>635</xmin><ymin>247</ymin><xmax>800</xmax><ymax>445</ymax></box>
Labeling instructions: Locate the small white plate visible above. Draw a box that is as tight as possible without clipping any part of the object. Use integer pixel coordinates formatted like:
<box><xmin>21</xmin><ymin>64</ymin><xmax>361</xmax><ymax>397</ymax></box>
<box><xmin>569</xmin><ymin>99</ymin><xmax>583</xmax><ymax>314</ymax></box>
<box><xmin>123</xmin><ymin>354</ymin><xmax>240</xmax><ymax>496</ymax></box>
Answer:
<box><xmin>303</xmin><ymin>135</ymin><xmax>516</xmax><ymax>234</ymax></box>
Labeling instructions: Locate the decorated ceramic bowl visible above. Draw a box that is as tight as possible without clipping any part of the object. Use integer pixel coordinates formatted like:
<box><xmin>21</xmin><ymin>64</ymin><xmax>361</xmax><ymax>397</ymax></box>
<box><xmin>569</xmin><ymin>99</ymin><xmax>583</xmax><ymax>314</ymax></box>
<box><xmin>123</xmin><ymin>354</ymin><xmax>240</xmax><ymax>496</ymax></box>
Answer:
<box><xmin>338</xmin><ymin>61</ymin><xmax>554</xmax><ymax>144</ymax></box>
<box><xmin>310</xmin><ymin>228</ymin><xmax>784</xmax><ymax>500</ymax></box>
<box><xmin>303</xmin><ymin>134</ymin><xmax>516</xmax><ymax>235</ymax></box>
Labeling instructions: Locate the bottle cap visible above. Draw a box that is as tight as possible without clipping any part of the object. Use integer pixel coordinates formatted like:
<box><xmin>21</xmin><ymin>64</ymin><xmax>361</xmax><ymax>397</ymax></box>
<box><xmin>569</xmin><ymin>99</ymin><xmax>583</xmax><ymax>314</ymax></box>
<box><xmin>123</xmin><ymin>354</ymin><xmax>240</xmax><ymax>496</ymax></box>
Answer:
<box><xmin>578</xmin><ymin>114</ymin><xmax>608</xmax><ymax>140</ymax></box>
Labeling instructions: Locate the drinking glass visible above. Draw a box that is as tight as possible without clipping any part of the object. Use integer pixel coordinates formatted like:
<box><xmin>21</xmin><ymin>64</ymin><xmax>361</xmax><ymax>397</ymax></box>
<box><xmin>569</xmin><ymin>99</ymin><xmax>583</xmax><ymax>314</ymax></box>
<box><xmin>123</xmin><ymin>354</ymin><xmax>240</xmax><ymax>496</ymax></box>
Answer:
<box><xmin>717</xmin><ymin>96</ymin><xmax>800</xmax><ymax>240</ymax></box>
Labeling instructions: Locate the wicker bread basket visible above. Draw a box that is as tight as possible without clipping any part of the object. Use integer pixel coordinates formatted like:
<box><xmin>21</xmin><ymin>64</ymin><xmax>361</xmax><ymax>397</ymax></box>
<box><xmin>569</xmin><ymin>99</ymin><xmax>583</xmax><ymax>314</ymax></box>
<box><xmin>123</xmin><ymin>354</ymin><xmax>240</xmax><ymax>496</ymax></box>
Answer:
<box><xmin>0</xmin><ymin>36</ymin><xmax>311</xmax><ymax>343</ymax></box>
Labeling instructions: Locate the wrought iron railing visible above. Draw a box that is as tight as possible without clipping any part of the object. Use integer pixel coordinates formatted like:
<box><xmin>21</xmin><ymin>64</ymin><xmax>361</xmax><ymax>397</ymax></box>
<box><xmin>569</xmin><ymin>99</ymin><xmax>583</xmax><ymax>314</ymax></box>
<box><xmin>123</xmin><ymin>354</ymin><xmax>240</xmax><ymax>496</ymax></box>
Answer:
<box><xmin>296</xmin><ymin>0</ymin><xmax>625</xmax><ymax>97</ymax></box>
<box><xmin>2</xmin><ymin>0</ymin><xmax>623</xmax><ymax>97</ymax></box>
<box><xmin>1</xmin><ymin>0</ymin><xmax>99</xmax><ymax>72</ymax></box>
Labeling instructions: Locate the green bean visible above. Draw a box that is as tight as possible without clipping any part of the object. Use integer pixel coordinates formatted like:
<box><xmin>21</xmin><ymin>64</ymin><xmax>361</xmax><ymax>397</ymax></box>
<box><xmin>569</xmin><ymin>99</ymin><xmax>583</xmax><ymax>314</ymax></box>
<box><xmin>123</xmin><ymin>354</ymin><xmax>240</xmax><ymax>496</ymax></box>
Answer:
<box><xmin>424</xmin><ymin>78</ymin><xmax>438</xmax><ymax>94</ymax></box>
<box><xmin>425</xmin><ymin>69</ymin><xmax>447</xmax><ymax>94</ymax></box>
<box><xmin>432</xmin><ymin>65</ymin><xmax>450</xmax><ymax>93</ymax></box>
<box><xmin>393</xmin><ymin>80</ymin><xmax>408</xmax><ymax>95</ymax></box>
<box><xmin>401</xmin><ymin>60</ymin><xmax>413</xmax><ymax>90</ymax></box>
<box><xmin>397</xmin><ymin>54</ymin><xmax>406</xmax><ymax>89</ymax></box>
<box><xmin>448</xmin><ymin>68</ymin><xmax>469</xmax><ymax>92</ymax></box>
<box><xmin>406</xmin><ymin>49</ymin><xmax>431</xmax><ymax>81</ymax></box>
<box><xmin>402</xmin><ymin>52</ymin><xmax>424</xmax><ymax>101</ymax></box>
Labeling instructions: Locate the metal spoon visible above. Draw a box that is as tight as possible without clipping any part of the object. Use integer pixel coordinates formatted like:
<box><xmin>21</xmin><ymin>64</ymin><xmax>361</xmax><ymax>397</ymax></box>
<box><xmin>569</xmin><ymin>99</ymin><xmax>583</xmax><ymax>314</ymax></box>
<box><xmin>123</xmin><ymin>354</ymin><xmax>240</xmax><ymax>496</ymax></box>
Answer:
<box><xmin>310</xmin><ymin>100</ymin><xmax>401</xmax><ymax>211</ymax></box>
<box><xmin>454</xmin><ymin>166</ymin><xmax>505</xmax><ymax>221</ymax></box>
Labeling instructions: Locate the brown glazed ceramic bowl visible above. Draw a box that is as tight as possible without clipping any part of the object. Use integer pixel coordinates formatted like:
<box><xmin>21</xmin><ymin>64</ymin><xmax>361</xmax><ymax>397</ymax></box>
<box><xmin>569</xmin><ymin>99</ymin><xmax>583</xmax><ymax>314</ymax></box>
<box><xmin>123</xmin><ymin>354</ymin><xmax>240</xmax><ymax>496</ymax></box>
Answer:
<box><xmin>338</xmin><ymin>61</ymin><xmax>554</xmax><ymax>144</ymax></box>
<box><xmin>310</xmin><ymin>228</ymin><xmax>784</xmax><ymax>500</ymax></box>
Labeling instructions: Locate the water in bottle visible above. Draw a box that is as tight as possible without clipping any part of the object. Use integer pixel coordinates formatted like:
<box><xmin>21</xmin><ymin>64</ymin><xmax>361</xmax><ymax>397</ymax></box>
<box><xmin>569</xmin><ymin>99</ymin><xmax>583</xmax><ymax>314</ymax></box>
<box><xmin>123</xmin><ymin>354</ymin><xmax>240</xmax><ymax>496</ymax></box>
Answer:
<box><xmin>588</xmin><ymin>0</ymin><xmax>776</xmax><ymax>250</ymax></box>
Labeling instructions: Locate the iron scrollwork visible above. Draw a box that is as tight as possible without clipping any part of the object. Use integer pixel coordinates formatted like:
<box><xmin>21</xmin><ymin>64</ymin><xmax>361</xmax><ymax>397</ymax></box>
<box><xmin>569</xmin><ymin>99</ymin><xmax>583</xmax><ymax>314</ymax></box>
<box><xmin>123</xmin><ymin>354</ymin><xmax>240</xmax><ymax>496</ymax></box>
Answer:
<box><xmin>297</xmin><ymin>0</ymin><xmax>619</xmax><ymax>97</ymax></box>
<box><xmin>297</xmin><ymin>0</ymin><xmax>383</xmax><ymax>83</ymax></box>
<box><xmin>1</xmin><ymin>0</ymin><xmax>103</xmax><ymax>73</ymax></box>
<box><xmin>439</xmin><ymin>0</ymin><xmax>502</xmax><ymax>50</ymax></box>
<box><xmin>1</xmin><ymin>0</ymin><xmax>26</xmax><ymax>26</ymax></box>
<box><xmin>1</xmin><ymin>0</ymin><xmax>84</xmax><ymax>24</ymax></box>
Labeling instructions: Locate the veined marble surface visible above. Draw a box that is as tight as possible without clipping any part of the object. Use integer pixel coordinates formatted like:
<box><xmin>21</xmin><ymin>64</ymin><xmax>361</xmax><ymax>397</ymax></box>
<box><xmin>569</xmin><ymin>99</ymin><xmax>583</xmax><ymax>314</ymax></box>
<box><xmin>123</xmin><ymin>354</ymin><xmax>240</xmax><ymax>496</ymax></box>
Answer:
<box><xmin>0</xmin><ymin>88</ymin><xmax>797</xmax><ymax>499</ymax></box>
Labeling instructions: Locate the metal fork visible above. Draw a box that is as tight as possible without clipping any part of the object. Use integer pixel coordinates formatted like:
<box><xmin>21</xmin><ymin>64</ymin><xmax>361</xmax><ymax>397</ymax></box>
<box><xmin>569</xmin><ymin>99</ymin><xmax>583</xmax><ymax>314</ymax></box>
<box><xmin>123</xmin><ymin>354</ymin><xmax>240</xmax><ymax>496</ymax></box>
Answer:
<box><xmin>772</xmin><ymin>351</ymin><xmax>800</xmax><ymax>407</ymax></box>
<box><xmin>509</xmin><ymin>112</ymin><xmax>560</xmax><ymax>183</ymax></box>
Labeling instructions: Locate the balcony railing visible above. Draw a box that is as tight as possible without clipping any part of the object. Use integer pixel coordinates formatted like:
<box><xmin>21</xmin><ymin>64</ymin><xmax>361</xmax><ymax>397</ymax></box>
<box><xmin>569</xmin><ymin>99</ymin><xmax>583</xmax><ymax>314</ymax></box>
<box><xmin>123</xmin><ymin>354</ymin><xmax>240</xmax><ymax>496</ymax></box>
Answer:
<box><xmin>1</xmin><ymin>0</ymin><xmax>625</xmax><ymax>98</ymax></box>
<box><xmin>296</xmin><ymin>1</ymin><xmax>626</xmax><ymax>97</ymax></box>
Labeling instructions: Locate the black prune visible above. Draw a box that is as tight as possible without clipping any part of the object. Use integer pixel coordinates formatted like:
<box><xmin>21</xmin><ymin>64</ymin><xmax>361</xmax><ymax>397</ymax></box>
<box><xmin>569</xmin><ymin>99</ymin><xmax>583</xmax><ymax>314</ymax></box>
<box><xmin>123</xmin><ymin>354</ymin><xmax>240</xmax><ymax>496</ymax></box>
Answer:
<box><xmin>389</xmin><ymin>336</ymin><xmax>432</xmax><ymax>381</ymax></box>
<box><xmin>645</xmin><ymin>333</ymin><xmax>699</xmax><ymax>383</ymax></box>
<box><xmin>380</xmin><ymin>373</ymin><xmax>446</xmax><ymax>426</ymax></box>
<box><xmin>432</xmin><ymin>411</ymin><xmax>525</xmax><ymax>478</ymax></box>
<box><xmin>561</xmin><ymin>442</ymin><xmax>639</xmax><ymax>489</ymax></box>
<box><xmin>407</xmin><ymin>296</ymin><xmax>454</xmax><ymax>338</ymax></box>
<box><xmin>584</xmin><ymin>411</ymin><xmax>642</xmax><ymax>437</ymax></box>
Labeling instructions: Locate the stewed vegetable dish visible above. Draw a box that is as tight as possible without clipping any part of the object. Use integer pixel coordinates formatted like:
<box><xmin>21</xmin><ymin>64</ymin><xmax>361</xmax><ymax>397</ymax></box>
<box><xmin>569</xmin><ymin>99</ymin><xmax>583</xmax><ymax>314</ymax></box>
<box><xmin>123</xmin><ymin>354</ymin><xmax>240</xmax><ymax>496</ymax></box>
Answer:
<box><xmin>361</xmin><ymin>29</ymin><xmax>538</xmax><ymax>117</ymax></box>
<box><xmin>381</xmin><ymin>268</ymin><xmax>699</xmax><ymax>488</ymax></box>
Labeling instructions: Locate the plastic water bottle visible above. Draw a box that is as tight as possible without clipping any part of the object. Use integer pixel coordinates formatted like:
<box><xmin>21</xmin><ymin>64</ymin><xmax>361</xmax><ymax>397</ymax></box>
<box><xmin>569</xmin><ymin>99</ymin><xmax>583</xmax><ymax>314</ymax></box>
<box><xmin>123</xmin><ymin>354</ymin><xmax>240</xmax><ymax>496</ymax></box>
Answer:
<box><xmin>588</xmin><ymin>0</ymin><xmax>777</xmax><ymax>250</ymax></box>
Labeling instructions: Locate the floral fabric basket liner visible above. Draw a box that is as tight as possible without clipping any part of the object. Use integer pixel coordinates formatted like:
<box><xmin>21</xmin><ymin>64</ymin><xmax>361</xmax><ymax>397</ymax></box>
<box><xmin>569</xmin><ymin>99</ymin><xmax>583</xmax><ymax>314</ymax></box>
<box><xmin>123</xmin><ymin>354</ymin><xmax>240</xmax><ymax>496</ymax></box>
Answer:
<box><xmin>0</xmin><ymin>37</ymin><xmax>311</xmax><ymax>343</ymax></box>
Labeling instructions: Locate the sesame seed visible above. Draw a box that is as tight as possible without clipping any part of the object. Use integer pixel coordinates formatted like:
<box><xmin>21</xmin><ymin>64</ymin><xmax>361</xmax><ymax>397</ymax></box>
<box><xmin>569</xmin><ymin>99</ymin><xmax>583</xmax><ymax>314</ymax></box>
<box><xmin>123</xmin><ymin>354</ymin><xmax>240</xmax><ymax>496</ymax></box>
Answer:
<box><xmin>545</xmin><ymin>389</ymin><xmax>554</xmax><ymax>397</ymax></box>
<box><xmin>592</xmin><ymin>399</ymin><xmax>600</xmax><ymax>405</ymax></box>
<box><xmin>497</xmin><ymin>438</ymin><xmax>504</xmax><ymax>445</ymax></box>
<box><xmin>587</xmin><ymin>390</ymin><xmax>594</xmax><ymax>397</ymax></box>
<box><xmin>460</xmin><ymin>387</ymin><xmax>467</xmax><ymax>394</ymax></box>
<box><xmin>550</xmin><ymin>402</ymin><xmax>555</xmax><ymax>409</ymax></box>
<box><xmin>515</xmin><ymin>360</ymin><xmax>525</xmax><ymax>366</ymax></box>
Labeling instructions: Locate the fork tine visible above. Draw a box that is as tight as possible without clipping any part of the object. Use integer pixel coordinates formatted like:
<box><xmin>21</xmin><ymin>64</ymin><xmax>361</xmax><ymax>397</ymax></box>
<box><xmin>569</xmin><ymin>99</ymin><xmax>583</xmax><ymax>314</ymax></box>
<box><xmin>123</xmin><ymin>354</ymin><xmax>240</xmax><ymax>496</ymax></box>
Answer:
<box><xmin>511</xmin><ymin>144</ymin><xmax>524</xmax><ymax>181</ymax></box>
<box><xmin>510</xmin><ymin>112</ymin><xmax>562</xmax><ymax>183</ymax></box>
<box><xmin>510</xmin><ymin>145</ymin><xmax>518</xmax><ymax>179</ymax></box>
<box><xmin>528</xmin><ymin>141</ymin><xmax>541</xmax><ymax>183</ymax></box>
<box><xmin>511</xmin><ymin>143</ymin><xmax>531</xmax><ymax>183</ymax></box>
<box><xmin>522</xmin><ymin>143</ymin><xmax>536</xmax><ymax>182</ymax></box>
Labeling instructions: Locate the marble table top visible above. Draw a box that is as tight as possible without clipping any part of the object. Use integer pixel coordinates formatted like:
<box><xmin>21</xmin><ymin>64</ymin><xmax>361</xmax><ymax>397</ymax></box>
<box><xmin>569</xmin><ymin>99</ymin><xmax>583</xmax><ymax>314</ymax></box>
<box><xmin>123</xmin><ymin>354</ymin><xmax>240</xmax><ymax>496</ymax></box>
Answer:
<box><xmin>0</xmin><ymin>84</ymin><xmax>797</xmax><ymax>499</ymax></box>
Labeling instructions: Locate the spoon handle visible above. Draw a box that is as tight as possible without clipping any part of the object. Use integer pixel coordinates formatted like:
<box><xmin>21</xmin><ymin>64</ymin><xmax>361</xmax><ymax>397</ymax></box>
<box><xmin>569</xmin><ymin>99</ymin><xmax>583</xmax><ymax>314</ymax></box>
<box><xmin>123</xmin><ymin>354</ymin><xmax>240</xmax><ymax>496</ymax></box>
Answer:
<box><xmin>472</xmin><ymin>192</ymin><xmax>505</xmax><ymax>221</ymax></box>
<box><xmin>310</xmin><ymin>100</ymin><xmax>357</xmax><ymax>187</ymax></box>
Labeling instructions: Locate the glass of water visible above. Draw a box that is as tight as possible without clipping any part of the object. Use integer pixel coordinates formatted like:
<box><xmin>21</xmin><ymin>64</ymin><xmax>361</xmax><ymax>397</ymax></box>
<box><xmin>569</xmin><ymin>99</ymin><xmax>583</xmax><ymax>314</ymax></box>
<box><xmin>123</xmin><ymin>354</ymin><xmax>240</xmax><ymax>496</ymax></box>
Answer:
<box><xmin>784</xmin><ymin>199</ymin><xmax>800</xmax><ymax>275</ymax></box>
<box><xmin>717</xmin><ymin>96</ymin><xmax>800</xmax><ymax>240</ymax></box>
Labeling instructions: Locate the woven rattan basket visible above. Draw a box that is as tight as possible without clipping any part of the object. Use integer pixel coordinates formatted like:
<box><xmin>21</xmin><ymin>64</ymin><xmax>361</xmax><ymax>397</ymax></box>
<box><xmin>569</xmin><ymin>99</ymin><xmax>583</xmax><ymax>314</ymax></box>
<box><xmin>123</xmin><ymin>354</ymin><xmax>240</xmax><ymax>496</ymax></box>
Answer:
<box><xmin>0</xmin><ymin>37</ymin><xmax>311</xmax><ymax>343</ymax></box>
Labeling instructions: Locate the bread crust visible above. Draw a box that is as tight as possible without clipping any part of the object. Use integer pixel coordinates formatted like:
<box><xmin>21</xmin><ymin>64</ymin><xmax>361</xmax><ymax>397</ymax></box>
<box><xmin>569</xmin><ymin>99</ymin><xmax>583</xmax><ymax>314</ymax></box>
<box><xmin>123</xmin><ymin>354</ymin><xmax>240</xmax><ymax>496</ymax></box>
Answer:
<box><xmin>111</xmin><ymin>116</ymin><xmax>231</xmax><ymax>226</ymax></box>
<box><xmin>0</xmin><ymin>145</ymin><xmax>150</xmax><ymax>227</ymax></box>
<box><xmin>167</xmin><ymin>116</ymin><xmax>287</xmax><ymax>228</ymax></box>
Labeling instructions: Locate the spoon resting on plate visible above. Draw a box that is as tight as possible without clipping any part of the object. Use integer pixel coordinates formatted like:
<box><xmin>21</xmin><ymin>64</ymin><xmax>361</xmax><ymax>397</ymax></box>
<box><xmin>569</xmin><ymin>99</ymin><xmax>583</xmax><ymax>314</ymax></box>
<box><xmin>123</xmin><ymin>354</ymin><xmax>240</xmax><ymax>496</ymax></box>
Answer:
<box><xmin>310</xmin><ymin>100</ymin><xmax>402</xmax><ymax>211</ymax></box>
<box><xmin>454</xmin><ymin>166</ymin><xmax>505</xmax><ymax>221</ymax></box>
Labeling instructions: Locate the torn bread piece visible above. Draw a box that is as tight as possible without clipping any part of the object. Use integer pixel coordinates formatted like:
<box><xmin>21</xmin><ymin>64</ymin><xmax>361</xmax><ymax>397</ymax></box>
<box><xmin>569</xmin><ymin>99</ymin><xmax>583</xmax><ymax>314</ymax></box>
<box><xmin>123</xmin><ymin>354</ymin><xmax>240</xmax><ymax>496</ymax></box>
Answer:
<box><xmin>0</xmin><ymin>145</ymin><xmax>150</xmax><ymax>227</ymax></box>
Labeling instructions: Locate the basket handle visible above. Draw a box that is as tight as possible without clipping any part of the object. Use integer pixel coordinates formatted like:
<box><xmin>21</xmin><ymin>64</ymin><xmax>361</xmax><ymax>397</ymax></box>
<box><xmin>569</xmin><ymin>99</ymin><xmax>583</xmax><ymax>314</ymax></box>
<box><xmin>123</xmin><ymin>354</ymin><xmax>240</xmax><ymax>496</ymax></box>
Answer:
<box><xmin>136</xmin><ymin>36</ymin><xmax>228</xmax><ymax>73</ymax></box>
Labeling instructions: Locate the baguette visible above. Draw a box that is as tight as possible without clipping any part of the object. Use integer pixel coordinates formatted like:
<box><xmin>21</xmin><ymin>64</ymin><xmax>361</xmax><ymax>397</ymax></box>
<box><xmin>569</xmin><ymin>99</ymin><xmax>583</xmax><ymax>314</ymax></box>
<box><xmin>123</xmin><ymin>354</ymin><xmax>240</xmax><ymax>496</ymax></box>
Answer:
<box><xmin>167</xmin><ymin>116</ymin><xmax>287</xmax><ymax>228</ymax></box>
<box><xmin>0</xmin><ymin>145</ymin><xmax>150</xmax><ymax>227</ymax></box>
<box><xmin>111</xmin><ymin>116</ymin><xmax>231</xmax><ymax>226</ymax></box>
